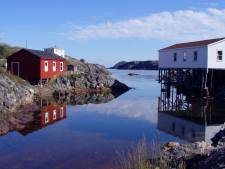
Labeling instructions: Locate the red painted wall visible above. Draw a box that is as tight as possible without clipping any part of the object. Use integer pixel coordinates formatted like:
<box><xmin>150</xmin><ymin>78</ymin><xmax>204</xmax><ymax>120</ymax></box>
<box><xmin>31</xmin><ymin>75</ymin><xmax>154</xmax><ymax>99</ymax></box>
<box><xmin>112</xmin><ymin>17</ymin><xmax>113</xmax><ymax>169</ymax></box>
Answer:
<box><xmin>7</xmin><ymin>49</ymin><xmax>67</xmax><ymax>82</ymax></box>
<box><xmin>7</xmin><ymin>50</ymin><xmax>40</xmax><ymax>81</ymax></box>
<box><xmin>40</xmin><ymin>59</ymin><xmax>66</xmax><ymax>79</ymax></box>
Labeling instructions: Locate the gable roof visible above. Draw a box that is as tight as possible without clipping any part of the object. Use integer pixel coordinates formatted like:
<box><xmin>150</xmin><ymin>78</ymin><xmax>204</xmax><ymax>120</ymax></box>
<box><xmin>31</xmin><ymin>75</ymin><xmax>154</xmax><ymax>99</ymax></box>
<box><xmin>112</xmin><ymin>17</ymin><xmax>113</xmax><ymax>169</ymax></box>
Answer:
<box><xmin>25</xmin><ymin>49</ymin><xmax>65</xmax><ymax>60</ymax></box>
<box><xmin>160</xmin><ymin>37</ymin><xmax>225</xmax><ymax>51</ymax></box>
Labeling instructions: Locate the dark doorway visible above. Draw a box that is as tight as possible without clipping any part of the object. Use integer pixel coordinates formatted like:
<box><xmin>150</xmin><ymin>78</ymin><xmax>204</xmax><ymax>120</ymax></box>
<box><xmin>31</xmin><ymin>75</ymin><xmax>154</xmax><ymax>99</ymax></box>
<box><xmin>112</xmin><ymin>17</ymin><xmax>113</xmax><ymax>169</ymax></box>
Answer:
<box><xmin>11</xmin><ymin>62</ymin><xmax>20</xmax><ymax>76</ymax></box>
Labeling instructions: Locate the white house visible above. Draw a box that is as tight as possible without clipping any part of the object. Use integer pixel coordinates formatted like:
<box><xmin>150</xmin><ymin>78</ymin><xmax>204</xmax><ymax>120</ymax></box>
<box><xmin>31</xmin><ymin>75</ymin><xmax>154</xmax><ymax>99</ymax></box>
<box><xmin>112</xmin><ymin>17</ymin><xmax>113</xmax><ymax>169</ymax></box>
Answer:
<box><xmin>159</xmin><ymin>37</ymin><xmax>225</xmax><ymax>69</ymax></box>
<box><xmin>44</xmin><ymin>47</ymin><xmax>66</xmax><ymax>59</ymax></box>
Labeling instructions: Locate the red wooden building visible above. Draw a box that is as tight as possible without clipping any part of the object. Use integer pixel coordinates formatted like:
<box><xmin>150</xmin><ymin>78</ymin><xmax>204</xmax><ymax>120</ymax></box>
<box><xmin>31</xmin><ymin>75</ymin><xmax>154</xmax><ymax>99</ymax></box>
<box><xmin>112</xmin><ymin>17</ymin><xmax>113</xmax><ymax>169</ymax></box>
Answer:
<box><xmin>7</xmin><ymin>48</ymin><xmax>67</xmax><ymax>83</ymax></box>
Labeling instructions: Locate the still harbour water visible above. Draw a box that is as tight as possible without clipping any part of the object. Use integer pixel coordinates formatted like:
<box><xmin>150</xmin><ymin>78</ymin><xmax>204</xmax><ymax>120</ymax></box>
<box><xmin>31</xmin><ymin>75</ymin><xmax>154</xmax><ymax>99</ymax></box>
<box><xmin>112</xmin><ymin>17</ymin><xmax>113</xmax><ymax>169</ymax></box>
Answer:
<box><xmin>0</xmin><ymin>70</ymin><xmax>225</xmax><ymax>169</ymax></box>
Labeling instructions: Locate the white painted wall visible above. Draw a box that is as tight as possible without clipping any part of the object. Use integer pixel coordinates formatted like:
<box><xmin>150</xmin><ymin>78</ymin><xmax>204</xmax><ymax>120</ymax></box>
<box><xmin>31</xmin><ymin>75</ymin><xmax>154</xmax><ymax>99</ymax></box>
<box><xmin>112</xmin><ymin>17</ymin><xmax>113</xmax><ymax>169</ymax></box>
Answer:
<box><xmin>159</xmin><ymin>46</ymin><xmax>208</xmax><ymax>69</ymax></box>
<box><xmin>208</xmin><ymin>40</ymin><xmax>225</xmax><ymax>69</ymax></box>
<box><xmin>44</xmin><ymin>47</ymin><xmax>65</xmax><ymax>58</ymax></box>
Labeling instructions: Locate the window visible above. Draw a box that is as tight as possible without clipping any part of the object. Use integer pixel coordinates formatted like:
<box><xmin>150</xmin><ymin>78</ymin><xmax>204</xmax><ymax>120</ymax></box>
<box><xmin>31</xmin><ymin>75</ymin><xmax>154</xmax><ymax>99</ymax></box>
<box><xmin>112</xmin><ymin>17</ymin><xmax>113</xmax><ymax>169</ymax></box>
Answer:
<box><xmin>53</xmin><ymin>110</ymin><xmax>57</xmax><ymax>120</ymax></box>
<box><xmin>60</xmin><ymin>107</ymin><xmax>64</xmax><ymax>118</ymax></box>
<box><xmin>53</xmin><ymin>61</ymin><xmax>56</xmax><ymax>72</ymax></box>
<box><xmin>60</xmin><ymin>62</ymin><xmax>63</xmax><ymax>71</ymax></box>
<box><xmin>194</xmin><ymin>51</ymin><xmax>198</xmax><ymax>61</ymax></box>
<box><xmin>173</xmin><ymin>53</ymin><xmax>177</xmax><ymax>62</ymax></box>
<box><xmin>44</xmin><ymin>61</ymin><xmax>48</xmax><ymax>72</ymax></box>
<box><xmin>183</xmin><ymin>52</ymin><xmax>187</xmax><ymax>62</ymax></box>
<box><xmin>217</xmin><ymin>50</ymin><xmax>223</xmax><ymax>61</ymax></box>
<box><xmin>45</xmin><ymin>112</ymin><xmax>49</xmax><ymax>124</ymax></box>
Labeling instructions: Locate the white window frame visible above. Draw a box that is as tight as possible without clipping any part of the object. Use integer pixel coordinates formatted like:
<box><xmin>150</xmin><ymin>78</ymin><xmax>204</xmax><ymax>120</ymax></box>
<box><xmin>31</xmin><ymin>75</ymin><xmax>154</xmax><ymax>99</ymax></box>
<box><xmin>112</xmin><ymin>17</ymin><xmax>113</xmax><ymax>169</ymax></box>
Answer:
<box><xmin>53</xmin><ymin>61</ymin><xmax>56</xmax><ymax>72</ymax></box>
<box><xmin>217</xmin><ymin>50</ymin><xmax>223</xmax><ymax>61</ymax></box>
<box><xmin>60</xmin><ymin>62</ymin><xmax>64</xmax><ymax>72</ymax></box>
<box><xmin>45</xmin><ymin>112</ymin><xmax>49</xmax><ymax>124</ymax></box>
<box><xmin>44</xmin><ymin>61</ymin><xmax>49</xmax><ymax>72</ymax></box>
<box><xmin>53</xmin><ymin>110</ymin><xmax>57</xmax><ymax>120</ymax></box>
<box><xmin>60</xmin><ymin>107</ymin><xmax>64</xmax><ymax>118</ymax></box>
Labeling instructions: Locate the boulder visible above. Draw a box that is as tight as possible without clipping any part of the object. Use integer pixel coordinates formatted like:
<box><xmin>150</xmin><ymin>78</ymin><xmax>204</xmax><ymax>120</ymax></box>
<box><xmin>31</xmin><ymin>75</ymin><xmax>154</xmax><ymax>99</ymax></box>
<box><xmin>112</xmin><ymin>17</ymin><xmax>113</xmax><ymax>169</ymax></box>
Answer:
<box><xmin>211</xmin><ymin>128</ymin><xmax>225</xmax><ymax>147</ymax></box>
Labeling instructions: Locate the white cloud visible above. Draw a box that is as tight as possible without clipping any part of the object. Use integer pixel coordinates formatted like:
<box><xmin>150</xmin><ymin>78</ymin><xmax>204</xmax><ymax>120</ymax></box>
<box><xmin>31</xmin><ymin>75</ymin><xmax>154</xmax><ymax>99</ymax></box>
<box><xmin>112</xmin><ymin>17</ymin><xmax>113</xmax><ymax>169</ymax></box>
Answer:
<box><xmin>66</xmin><ymin>8</ymin><xmax>225</xmax><ymax>42</ymax></box>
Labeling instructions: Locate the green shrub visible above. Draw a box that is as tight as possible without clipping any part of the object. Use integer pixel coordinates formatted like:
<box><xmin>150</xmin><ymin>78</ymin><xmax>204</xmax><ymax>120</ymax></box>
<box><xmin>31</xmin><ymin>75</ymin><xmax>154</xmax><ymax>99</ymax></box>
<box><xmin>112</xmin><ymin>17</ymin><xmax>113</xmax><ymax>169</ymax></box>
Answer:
<box><xmin>80</xmin><ymin>58</ymin><xmax>85</xmax><ymax>63</ymax></box>
<box><xmin>70</xmin><ymin>73</ymin><xmax>82</xmax><ymax>79</ymax></box>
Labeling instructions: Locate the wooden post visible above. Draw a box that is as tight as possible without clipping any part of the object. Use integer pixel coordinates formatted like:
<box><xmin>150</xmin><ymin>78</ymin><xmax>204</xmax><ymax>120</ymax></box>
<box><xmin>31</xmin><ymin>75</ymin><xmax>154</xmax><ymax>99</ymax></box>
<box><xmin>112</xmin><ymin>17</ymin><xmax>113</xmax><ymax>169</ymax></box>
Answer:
<box><xmin>210</xmin><ymin>69</ymin><xmax>214</xmax><ymax>97</ymax></box>
<box><xmin>40</xmin><ymin>79</ymin><xmax>43</xmax><ymax>88</ymax></box>
<box><xmin>159</xmin><ymin>69</ymin><xmax>161</xmax><ymax>82</ymax></box>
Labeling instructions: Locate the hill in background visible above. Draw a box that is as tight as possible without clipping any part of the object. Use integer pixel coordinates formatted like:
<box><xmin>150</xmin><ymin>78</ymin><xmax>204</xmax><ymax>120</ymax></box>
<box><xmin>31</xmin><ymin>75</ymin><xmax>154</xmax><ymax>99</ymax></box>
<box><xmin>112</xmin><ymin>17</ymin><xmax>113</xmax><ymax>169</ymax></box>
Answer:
<box><xmin>0</xmin><ymin>43</ymin><xmax>20</xmax><ymax>67</ymax></box>
<box><xmin>110</xmin><ymin>60</ymin><xmax>158</xmax><ymax>70</ymax></box>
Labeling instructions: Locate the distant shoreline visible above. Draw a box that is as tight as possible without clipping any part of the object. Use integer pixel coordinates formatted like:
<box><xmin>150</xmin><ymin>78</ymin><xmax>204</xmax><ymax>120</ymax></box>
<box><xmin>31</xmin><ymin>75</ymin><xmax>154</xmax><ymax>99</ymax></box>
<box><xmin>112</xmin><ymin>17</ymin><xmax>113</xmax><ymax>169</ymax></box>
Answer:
<box><xmin>108</xmin><ymin>68</ymin><xmax>159</xmax><ymax>71</ymax></box>
<box><xmin>110</xmin><ymin>60</ymin><xmax>158</xmax><ymax>70</ymax></box>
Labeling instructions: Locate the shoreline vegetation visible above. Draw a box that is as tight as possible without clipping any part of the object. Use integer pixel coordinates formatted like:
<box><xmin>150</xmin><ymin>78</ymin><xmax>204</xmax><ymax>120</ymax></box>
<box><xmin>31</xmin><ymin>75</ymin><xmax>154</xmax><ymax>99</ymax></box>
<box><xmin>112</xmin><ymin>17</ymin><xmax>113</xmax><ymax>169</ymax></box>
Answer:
<box><xmin>118</xmin><ymin>139</ymin><xmax>186</xmax><ymax>169</ymax></box>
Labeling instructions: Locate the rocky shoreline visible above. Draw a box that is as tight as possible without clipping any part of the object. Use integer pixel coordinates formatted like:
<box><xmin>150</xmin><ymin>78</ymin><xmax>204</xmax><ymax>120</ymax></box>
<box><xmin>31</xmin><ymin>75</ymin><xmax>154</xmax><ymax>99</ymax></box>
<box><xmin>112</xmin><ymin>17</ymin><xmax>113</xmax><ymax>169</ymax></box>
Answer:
<box><xmin>161</xmin><ymin>128</ymin><xmax>225</xmax><ymax>169</ymax></box>
<box><xmin>0</xmin><ymin>61</ymin><xmax>130</xmax><ymax>113</ymax></box>
<box><xmin>0</xmin><ymin>72</ymin><xmax>35</xmax><ymax>113</ymax></box>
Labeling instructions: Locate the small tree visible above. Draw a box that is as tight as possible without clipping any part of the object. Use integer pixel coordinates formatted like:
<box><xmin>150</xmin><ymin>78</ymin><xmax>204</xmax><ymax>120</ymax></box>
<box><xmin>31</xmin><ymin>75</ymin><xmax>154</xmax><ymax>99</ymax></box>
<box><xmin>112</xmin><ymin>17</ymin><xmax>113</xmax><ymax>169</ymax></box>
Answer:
<box><xmin>80</xmin><ymin>58</ymin><xmax>85</xmax><ymax>63</ymax></box>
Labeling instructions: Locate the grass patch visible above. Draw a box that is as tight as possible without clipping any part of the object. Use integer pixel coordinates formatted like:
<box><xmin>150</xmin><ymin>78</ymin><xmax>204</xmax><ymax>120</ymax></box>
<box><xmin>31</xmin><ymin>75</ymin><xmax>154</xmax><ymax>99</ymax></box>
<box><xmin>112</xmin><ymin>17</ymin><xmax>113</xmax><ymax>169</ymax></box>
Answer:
<box><xmin>117</xmin><ymin>139</ymin><xmax>186</xmax><ymax>169</ymax></box>
<box><xmin>70</xmin><ymin>72</ymin><xmax>83</xmax><ymax>79</ymax></box>
<box><xmin>0</xmin><ymin>67</ymin><xmax>30</xmax><ymax>86</ymax></box>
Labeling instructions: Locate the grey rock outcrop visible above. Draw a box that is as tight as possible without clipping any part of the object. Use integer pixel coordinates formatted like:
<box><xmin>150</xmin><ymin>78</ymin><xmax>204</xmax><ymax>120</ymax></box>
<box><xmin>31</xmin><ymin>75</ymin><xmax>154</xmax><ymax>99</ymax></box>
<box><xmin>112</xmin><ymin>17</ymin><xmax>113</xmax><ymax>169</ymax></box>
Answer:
<box><xmin>0</xmin><ymin>73</ymin><xmax>34</xmax><ymax>113</ymax></box>
<box><xmin>161</xmin><ymin>128</ymin><xmax>225</xmax><ymax>169</ymax></box>
<box><xmin>50</xmin><ymin>63</ymin><xmax>130</xmax><ymax>92</ymax></box>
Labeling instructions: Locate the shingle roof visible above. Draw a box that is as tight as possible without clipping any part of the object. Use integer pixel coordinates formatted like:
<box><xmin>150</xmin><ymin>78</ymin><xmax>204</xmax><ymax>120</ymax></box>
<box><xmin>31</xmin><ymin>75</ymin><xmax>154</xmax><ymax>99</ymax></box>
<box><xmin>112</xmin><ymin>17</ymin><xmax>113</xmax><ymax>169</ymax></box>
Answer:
<box><xmin>25</xmin><ymin>49</ymin><xmax>65</xmax><ymax>60</ymax></box>
<box><xmin>160</xmin><ymin>37</ymin><xmax>225</xmax><ymax>51</ymax></box>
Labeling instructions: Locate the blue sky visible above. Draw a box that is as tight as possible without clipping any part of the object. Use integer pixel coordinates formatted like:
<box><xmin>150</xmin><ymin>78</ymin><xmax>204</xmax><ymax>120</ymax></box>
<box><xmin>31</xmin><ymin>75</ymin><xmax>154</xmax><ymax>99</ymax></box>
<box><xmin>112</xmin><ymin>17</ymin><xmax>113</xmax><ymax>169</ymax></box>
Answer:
<box><xmin>1</xmin><ymin>0</ymin><xmax>225</xmax><ymax>67</ymax></box>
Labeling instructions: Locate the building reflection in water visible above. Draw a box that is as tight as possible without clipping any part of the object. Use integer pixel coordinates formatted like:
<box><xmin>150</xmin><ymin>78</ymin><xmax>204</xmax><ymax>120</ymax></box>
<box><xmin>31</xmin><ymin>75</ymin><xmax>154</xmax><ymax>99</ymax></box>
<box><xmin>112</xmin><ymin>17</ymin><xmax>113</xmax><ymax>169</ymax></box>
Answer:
<box><xmin>0</xmin><ymin>99</ymin><xmax>67</xmax><ymax>136</ymax></box>
<box><xmin>19</xmin><ymin>99</ymin><xmax>67</xmax><ymax>135</ymax></box>
<box><xmin>0</xmin><ymin>90</ymin><xmax>128</xmax><ymax>136</ymax></box>
<box><xmin>157</xmin><ymin>87</ymin><xmax>225</xmax><ymax>143</ymax></box>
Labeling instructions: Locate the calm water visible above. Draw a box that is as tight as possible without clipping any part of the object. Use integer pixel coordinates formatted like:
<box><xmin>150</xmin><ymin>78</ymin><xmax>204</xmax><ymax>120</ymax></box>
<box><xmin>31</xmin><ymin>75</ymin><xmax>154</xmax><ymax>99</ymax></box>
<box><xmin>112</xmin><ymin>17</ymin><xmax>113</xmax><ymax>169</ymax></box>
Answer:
<box><xmin>1</xmin><ymin>70</ymin><xmax>225</xmax><ymax>169</ymax></box>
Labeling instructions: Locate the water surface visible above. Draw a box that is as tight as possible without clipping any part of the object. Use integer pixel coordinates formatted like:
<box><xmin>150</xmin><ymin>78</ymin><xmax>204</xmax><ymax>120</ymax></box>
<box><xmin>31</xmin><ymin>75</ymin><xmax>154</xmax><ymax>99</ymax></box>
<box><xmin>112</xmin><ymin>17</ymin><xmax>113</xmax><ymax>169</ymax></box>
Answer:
<box><xmin>0</xmin><ymin>70</ymin><xmax>224</xmax><ymax>169</ymax></box>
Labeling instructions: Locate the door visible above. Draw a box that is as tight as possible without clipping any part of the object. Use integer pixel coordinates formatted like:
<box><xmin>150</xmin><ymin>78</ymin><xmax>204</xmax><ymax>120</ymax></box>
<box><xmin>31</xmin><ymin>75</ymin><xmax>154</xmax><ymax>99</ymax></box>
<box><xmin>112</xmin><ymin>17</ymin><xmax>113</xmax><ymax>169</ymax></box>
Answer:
<box><xmin>11</xmin><ymin>62</ymin><xmax>20</xmax><ymax>76</ymax></box>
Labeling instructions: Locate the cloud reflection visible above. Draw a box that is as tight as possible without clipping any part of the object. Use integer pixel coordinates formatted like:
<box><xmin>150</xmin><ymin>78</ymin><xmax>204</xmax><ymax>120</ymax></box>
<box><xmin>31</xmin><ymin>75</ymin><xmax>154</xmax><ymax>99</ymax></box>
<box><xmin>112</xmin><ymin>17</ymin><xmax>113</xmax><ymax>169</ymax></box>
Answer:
<box><xmin>80</xmin><ymin>98</ymin><xmax>158</xmax><ymax>123</ymax></box>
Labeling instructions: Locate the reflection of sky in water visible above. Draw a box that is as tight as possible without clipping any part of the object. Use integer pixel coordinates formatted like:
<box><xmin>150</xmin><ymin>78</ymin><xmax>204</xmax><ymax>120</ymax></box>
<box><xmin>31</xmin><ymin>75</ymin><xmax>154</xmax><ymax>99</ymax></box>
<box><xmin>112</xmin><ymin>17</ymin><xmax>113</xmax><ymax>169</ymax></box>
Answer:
<box><xmin>71</xmin><ymin>70</ymin><xmax>179</xmax><ymax>144</ymax></box>
<box><xmin>80</xmin><ymin>98</ymin><xmax>158</xmax><ymax>123</ymax></box>
<box><xmin>0</xmin><ymin>70</ymin><xmax>180</xmax><ymax>169</ymax></box>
